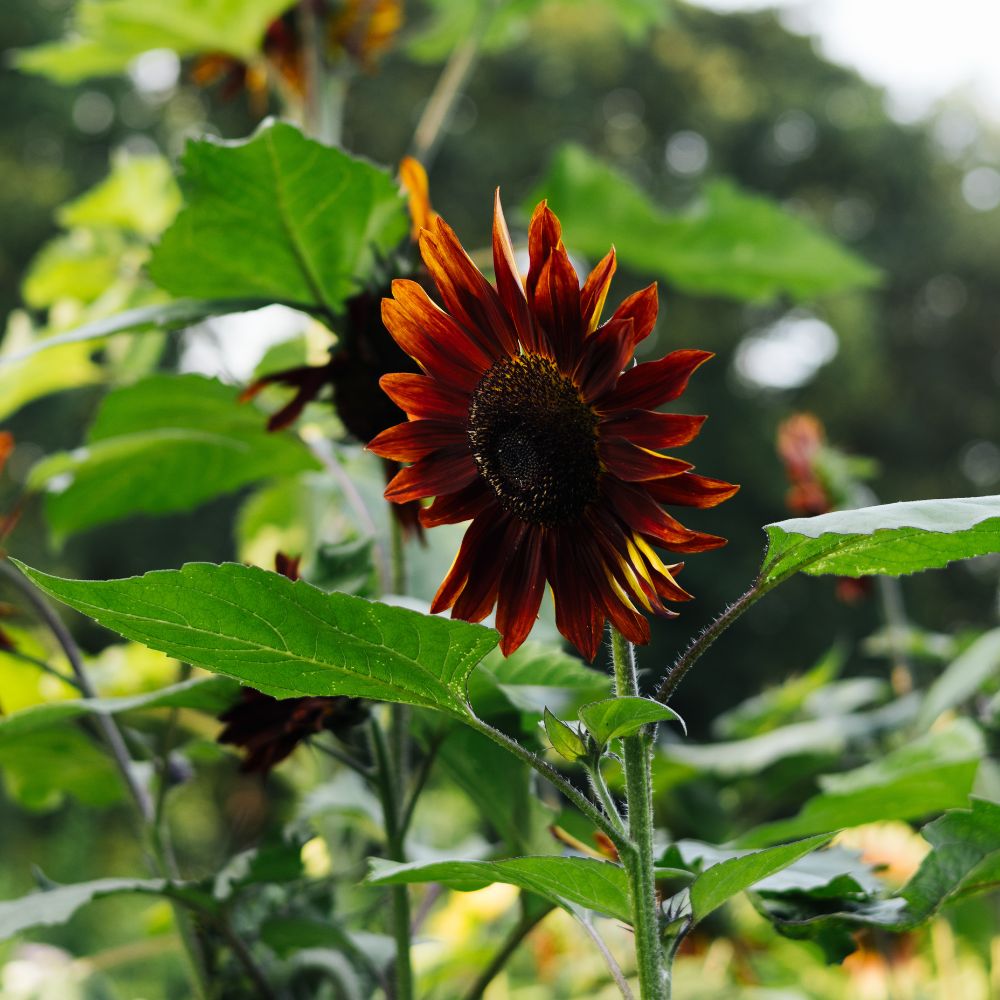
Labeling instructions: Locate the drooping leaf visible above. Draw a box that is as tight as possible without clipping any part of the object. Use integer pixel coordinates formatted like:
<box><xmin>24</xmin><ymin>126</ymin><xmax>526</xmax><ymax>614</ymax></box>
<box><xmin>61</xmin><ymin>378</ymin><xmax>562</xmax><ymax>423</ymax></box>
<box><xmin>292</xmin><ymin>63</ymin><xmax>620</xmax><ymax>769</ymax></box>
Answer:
<box><xmin>15</xmin><ymin>0</ymin><xmax>297</xmax><ymax>83</ymax></box>
<box><xmin>738</xmin><ymin>720</ymin><xmax>983</xmax><ymax>847</ymax></box>
<box><xmin>579</xmin><ymin>696</ymin><xmax>685</xmax><ymax>744</ymax></box>
<box><xmin>543</xmin><ymin>708</ymin><xmax>587</xmax><ymax>762</ymax></box>
<box><xmin>917</xmin><ymin>628</ymin><xmax>1000</xmax><ymax>730</ymax></box>
<box><xmin>532</xmin><ymin>145</ymin><xmax>878</xmax><ymax>303</ymax></box>
<box><xmin>0</xmin><ymin>878</ymin><xmax>209</xmax><ymax>940</ymax></box>
<box><xmin>760</xmin><ymin>496</ymin><xmax>1000</xmax><ymax>587</ymax></box>
<box><xmin>685</xmin><ymin>834</ymin><xmax>832</xmax><ymax>922</ymax></box>
<box><xmin>28</xmin><ymin>373</ymin><xmax>320</xmax><ymax>539</ymax></box>
<box><xmin>148</xmin><ymin>121</ymin><xmax>408</xmax><ymax>317</ymax></box>
<box><xmin>15</xmin><ymin>561</ymin><xmax>499</xmax><ymax>720</ymax></box>
<box><xmin>367</xmin><ymin>856</ymin><xmax>631</xmax><ymax>923</ymax></box>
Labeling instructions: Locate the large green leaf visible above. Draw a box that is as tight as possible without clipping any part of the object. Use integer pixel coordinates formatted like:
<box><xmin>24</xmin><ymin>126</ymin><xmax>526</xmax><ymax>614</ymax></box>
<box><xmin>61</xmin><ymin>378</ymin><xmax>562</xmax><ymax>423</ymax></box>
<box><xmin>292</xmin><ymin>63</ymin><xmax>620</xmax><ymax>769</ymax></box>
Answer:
<box><xmin>148</xmin><ymin>121</ymin><xmax>408</xmax><ymax>317</ymax></box>
<box><xmin>760</xmin><ymin>496</ymin><xmax>1000</xmax><ymax>587</ymax></box>
<box><xmin>685</xmin><ymin>835</ymin><xmax>832</xmax><ymax>922</ymax></box>
<box><xmin>532</xmin><ymin>145</ymin><xmax>878</xmax><ymax>303</ymax></box>
<box><xmin>16</xmin><ymin>0</ymin><xmax>297</xmax><ymax>83</ymax></box>
<box><xmin>367</xmin><ymin>856</ymin><xmax>631</xmax><ymax>922</ymax></box>
<box><xmin>15</xmin><ymin>561</ymin><xmax>499</xmax><ymax>719</ymax></box>
<box><xmin>28</xmin><ymin>373</ymin><xmax>320</xmax><ymax>539</ymax></box>
<box><xmin>738</xmin><ymin>720</ymin><xmax>983</xmax><ymax>847</ymax></box>
<box><xmin>917</xmin><ymin>628</ymin><xmax>1000</xmax><ymax>730</ymax></box>
<box><xmin>579</xmin><ymin>696</ymin><xmax>685</xmax><ymax>744</ymax></box>
<box><xmin>0</xmin><ymin>878</ymin><xmax>207</xmax><ymax>940</ymax></box>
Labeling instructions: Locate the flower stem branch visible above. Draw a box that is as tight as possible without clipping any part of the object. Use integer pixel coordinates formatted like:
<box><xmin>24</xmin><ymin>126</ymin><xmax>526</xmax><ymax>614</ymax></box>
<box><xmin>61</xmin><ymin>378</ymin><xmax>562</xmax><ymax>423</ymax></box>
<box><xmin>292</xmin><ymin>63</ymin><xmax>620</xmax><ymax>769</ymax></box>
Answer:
<box><xmin>1</xmin><ymin>645</ymin><xmax>82</xmax><ymax>691</ymax></box>
<box><xmin>655</xmin><ymin>583</ymin><xmax>764</xmax><ymax>704</ymax></box>
<box><xmin>610</xmin><ymin>627</ymin><xmax>665</xmax><ymax>1000</ymax></box>
<box><xmin>461</xmin><ymin>902</ymin><xmax>554</xmax><ymax>1000</ymax></box>
<box><xmin>370</xmin><ymin>715</ymin><xmax>415</xmax><ymax>1000</ymax></box>
<box><xmin>579</xmin><ymin>914</ymin><xmax>635</xmax><ymax>1000</ymax></box>
<box><xmin>587</xmin><ymin>758</ymin><xmax>626</xmax><ymax>836</ymax></box>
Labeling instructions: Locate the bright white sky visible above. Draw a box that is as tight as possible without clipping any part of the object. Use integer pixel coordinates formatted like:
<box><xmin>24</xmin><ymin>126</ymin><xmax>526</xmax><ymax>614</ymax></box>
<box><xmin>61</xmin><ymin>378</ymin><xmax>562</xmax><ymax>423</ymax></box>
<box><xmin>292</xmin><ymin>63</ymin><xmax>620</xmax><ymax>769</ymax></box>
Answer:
<box><xmin>692</xmin><ymin>0</ymin><xmax>1000</xmax><ymax>123</ymax></box>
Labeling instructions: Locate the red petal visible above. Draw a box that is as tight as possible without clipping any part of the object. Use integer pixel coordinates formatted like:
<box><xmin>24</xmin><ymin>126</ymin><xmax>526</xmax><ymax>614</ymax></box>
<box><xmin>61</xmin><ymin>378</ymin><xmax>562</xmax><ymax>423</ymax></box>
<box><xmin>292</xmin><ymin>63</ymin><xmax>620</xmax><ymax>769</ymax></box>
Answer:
<box><xmin>367</xmin><ymin>419</ymin><xmax>467</xmax><ymax>461</ymax></box>
<box><xmin>421</xmin><ymin>479</ymin><xmax>494</xmax><ymax>527</ymax></box>
<box><xmin>599</xmin><ymin>437</ymin><xmax>693</xmax><ymax>482</ymax></box>
<box><xmin>532</xmin><ymin>246</ymin><xmax>583</xmax><ymax>368</ymax></box>
<box><xmin>580</xmin><ymin>248</ymin><xmax>616</xmax><ymax>333</ymax></box>
<box><xmin>379</xmin><ymin>373</ymin><xmax>468</xmax><ymax>421</ymax></box>
<box><xmin>574</xmin><ymin>536</ymin><xmax>651</xmax><ymax>645</ymax></box>
<box><xmin>382</xmin><ymin>287</ymin><xmax>488</xmax><ymax>391</ymax></box>
<box><xmin>546</xmin><ymin>531</ymin><xmax>603</xmax><ymax>661</ymax></box>
<box><xmin>384</xmin><ymin>448</ymin><xmax>478</xmax><ymax>503</ymax></box>
<box><xmin>574</xmin><ymin>317</ymin><xmax>635</xmax><ymax>401</ymax></box>
<box><xmin>420</xmin><ymin>217</ymin><xmax>518</xmax><ymax>356</ymax></box>
<box><xmin>597</xmin><ymin>349</ymin><xmax>713</xmax><ymax>412</ymax></box>
<box><xmin>601</xmin><ymin>410</ymin><xmax>706</xmax><ymax>449</ymax></box>
<box><xmin>452</xmin><ymin>517</ymin><xmax>522</xmax><ymax>622</ymax></box>
<box><xmin>607</xmin><ymin>283</ymin><xmax>658</xmax><ymax>347</ymax></box>
<box><xmin>497</xmin><ymin>528</ymin><xmax>546</xmax><ymax>654</ymax></box>
<box><xmin>606</xmin><ymin>479</ymin><xmax>727</xmax><ymax>553</ymax></box>
<box><xmin>646</xmin><ymin>473</ymin><xmax>740</xmax><ymax>509</ymax></box>
<box><xmin>492</xmin><ymin>190</ymin><xmax>539</xmax><ymax>351</ymax></box>
<box><xmin>431</xmin><ymin>509</ymin><xmax>506</xmax><ymax>613</ymax></box>
<box><xmin>526</xmin><ymin>200</ymin><xmax>563</xmax><ymax>301</ymax></box>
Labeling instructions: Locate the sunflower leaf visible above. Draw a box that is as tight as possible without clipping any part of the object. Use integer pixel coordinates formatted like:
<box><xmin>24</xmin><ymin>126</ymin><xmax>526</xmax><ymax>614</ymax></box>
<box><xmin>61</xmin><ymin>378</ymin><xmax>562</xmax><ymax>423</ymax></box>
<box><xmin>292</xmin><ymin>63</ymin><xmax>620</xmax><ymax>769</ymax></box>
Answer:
<box><xmin>148</xmin><ymin>121</ymin><xmax>408</xmax><ymax>317</ymax></box>
<box><xmin>532</xmin><ymin>144</ymin><xmax>879</xmax><ymax>302</ymax></box>
<box><xmin>579</xmin><ymin>696</ymin><xmax>685</xmax><ymax>745</ymax></box>
<box><xmin>15</xmin><ymin>0</ymin><xmax>297</xmax><ymax>83</ymax></box>
<box><xmin>543</xmin><ymin>707</ymin><xmax>587</xmax><ymax>762</ymax></box>
<box><xmin>366</xmin><ymin>856</ymin><xmax>631</xmax><ymax>923</ymax></box>
<box><xmin>13</xmin><ymin>561</ymin><xmax>499</xmax><ymax>720</ymax></box>
<box><xmin>28</xmin><ymin>373</ymin><xmax>320</xmax><ymax>540</ymax></box>
<box><xmin>760</xmin><ymin>496</ymin><xmax>1000</xmax><ymax>587</ymax></box>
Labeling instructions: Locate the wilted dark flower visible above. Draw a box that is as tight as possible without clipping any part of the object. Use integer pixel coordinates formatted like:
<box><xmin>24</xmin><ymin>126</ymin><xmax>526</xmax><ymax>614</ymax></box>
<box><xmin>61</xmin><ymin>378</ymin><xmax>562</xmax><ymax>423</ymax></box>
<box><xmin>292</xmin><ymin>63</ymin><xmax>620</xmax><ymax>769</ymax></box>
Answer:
<box><xmin>370</xmin><ymin>195</ymin><xmax>737</xmax><ymax>658</ymax></box>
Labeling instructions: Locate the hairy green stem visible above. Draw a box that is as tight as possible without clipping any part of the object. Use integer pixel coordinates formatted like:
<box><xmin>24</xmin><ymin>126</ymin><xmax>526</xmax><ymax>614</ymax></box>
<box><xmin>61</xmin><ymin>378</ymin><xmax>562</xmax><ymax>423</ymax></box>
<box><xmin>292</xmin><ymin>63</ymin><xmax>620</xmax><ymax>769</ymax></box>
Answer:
<box><xmin>655</xmin><ymin>584</ymin><xmax>763</xmax><ymax>703</ymax></box>
<box><xmin>588</xmin><ymin>758</ymin><xmax>626</xmax><ymax>836</ymax></box>
<box><xmin>611</xmin><ymin>628</ymin><xmax>665</xmax><ymax>1000</ymax></box>
<box><xmin>461</xmin><ymin>903</ymin><xmax>553</xmax><ymax>1000</ymax></box>
<box><xmin>371</xmin><ymin>716</ymin><xmax>414</xmax><ymax>1000</ymax></box>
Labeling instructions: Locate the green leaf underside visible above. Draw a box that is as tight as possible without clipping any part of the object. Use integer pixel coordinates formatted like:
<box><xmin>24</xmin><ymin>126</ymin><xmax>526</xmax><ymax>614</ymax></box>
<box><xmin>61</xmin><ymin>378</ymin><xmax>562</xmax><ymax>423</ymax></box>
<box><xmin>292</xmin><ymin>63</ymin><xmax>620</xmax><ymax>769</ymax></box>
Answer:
<box><xmin>14</xmin><ymin>561</ymin><xmax>499</xmax><ymax>719</ymax></box>
<box><xmin>366</xmin><ymin>856</ymin><xmax>631</xmax><ymax>923</ymax></box>
<box><xmin>917</xmin><ymin>628</ymin><xmax>1000</xmax><ymax>730</ymax></box>
<box><xmin>0</xmin><ymin>677</ymin><xmax>240</xmax><ymax>746</ymax></box>
<box><xmin>148</xmin><ymin>121</ymin><xmax>408</xmax><ymax>316</ymax></box>
<box><xmin>532</xmin><ymin>144</ymin><xmax>878</xmax><ymax>303</ymax></box>
<box><xmin>761</xmin><ymin>496</ymin><xmax>1000</xmax><ymax>586</ymax></box>
<box><xmin>543</xmin><ymin>708</ymin><xmax>587</xmax><ymax>761</ymax></box>
<box><xmin>2</xmin><ymin>298</ymin><xmax>309</xmax><ymax>364</ymax></box>
<box><xmin>0</xmin><ymin>878</ymin><xmax>207</xmax><ymax>940</ymax></box>
<box><xmin>28</xmin><ymin>373</ymin><xmax>320</xmax><ymax>538</ymax></box>
<box><xmin>738</xmin><ymin>721</ymin><xmax>983</xmax><ymax>847</ymax></box>
<box><xmin>15</xmin><ymin>0</ymin><xmax>297</xmax><ymax>82</ymax></box>
<box><xmin>686</xmin><ymin>834</ymin><xmax>832</xmax><ymax>921</ymax></box>
<box><xmin>579</xmin><ymin>696</ymin><xmax>685</xmax><ymax>743</ymax></box>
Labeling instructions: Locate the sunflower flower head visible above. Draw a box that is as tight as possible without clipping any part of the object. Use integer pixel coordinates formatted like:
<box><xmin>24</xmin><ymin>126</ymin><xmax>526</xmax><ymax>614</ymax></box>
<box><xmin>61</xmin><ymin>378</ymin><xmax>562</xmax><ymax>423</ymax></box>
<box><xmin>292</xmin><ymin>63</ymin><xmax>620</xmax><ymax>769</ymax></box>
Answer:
<box><xmin>369</xmin><ymin>194</ymin><xmax>738</xmax><ymax>659</ymax></box>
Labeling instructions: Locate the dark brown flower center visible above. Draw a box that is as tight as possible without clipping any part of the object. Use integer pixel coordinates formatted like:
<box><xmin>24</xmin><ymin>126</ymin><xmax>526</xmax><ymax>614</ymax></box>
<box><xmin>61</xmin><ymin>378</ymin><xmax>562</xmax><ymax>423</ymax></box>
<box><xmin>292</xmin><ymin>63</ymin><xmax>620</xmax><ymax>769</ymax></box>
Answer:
<box><xmin>468</xmin><ymin>353</ymin><xmax>600</xmax><ymax>526</ymax></box>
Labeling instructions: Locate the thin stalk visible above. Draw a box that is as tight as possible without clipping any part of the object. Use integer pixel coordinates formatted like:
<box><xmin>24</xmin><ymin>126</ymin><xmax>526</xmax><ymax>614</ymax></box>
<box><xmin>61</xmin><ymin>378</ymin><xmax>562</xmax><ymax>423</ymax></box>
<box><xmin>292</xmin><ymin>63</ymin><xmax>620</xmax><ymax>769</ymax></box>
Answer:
<box><xmin>467</xmin><ymin>715</ymin><xmax>631</xmax><ymax>859</ymax></box>
<box><xmin>461</xmin><ymin>903</ymin><xmax>553</xmax><ymax>1000</ymax></box>
<box><xmin>410</xmin><ymin>0</ymin><xmax>497</xmax><ymax>167</ymax></box>
<box><xmin>587</xmin><ymin>758</ymin><xmax>626</xmax><ymax>836</ymax></box>
<box><xmin>655</xmin><ymin>584</ymin><xmax>763</xmax><ymax>704</ymax></box>
<box><xmin>299</xmin><ymin>0</ymin><xmax>349</xmax><ymax>146</ymax></box>
<box><xmin>370</xmin><ymin>716</ymin><xmax>414</xmax><ymax>1000</ymax></box>
<box><xmin>312</xmin><ymin>737</ymin><xmax>375</xmax><ymax>780</ymax></box>
<box><xmin>610</xmin><ymin>628</ymin><xmax>665</xmax><ymax>1000</ymax></box>
<box><xmin>219</xmin><ymin>913</ymin><xmax>278</xmax><ymax>1000</ymax></box>
<box><xmin>399</xmin><ymin>736</ymin><xmax>441</xmax><ymax>840</ymax></box>
<box><xmin>1</xmin><ymin>646</ymin><xmax>82</xmax><ymax>690</ymax></box>
<box><xmin>578</xmin><ymin>915</ymin><xmax>635</xmax><ymax>1000</ymax></box>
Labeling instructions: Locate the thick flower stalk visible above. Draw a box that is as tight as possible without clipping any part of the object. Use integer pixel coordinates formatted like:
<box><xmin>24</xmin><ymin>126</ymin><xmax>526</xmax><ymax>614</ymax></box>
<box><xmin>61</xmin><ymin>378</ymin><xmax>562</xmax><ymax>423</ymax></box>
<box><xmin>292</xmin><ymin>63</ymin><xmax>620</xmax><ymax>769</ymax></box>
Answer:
<box><xmin>370</xmin><ymin>194</ymin><xmax>737</xmax><ymax>657</ymax></box>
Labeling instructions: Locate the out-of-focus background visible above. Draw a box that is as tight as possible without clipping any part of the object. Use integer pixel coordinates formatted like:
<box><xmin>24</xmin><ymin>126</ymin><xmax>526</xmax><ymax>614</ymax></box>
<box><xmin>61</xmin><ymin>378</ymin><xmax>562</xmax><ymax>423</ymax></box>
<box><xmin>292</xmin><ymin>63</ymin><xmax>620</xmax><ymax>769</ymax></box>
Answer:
<box><xmin>1</xmin><ymin>0</ymin><xmax>999</xmax><ymax>996</ymax></box>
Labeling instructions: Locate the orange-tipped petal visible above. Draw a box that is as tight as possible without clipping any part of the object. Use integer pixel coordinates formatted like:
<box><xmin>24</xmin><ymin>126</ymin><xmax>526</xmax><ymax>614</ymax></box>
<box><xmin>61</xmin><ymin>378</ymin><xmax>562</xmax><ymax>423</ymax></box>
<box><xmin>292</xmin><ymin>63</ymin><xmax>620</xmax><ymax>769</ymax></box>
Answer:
<box><xmin>597</xmin><ymin>349</ymin><xmax>713</xmax><ymax>412</ymax></box>
<box><xmin>599</xmin><ymin>437</ymin><xmax>693</xmax><ymax>482</ymax></box>
<box><xmin>399</xmin><ymin>155</ymin><xmax>437</xmax><ymax>239</ymax></box>
<box><xmin>367</xmin><ymin>419</ymin><xmax>467</xmax><ymax>461</ymax></box>
<box><xmin>492</xmin><ymin>189</ymin><xmax>538</xmax><ymax>349</ymax></box>
<box><xmin>580</xmin><ymin>248</ymin><xmax>616</xmax><ymax>333</ymax></box>
<box><xmin>607</xmin><ymin>282</ymin><xmax>658</xmax><ymax>347</ymax></box>
<box><xmin>601</xmin><ymin>411</ymin><xmax>707</xmax><ymax>450</ymax></box>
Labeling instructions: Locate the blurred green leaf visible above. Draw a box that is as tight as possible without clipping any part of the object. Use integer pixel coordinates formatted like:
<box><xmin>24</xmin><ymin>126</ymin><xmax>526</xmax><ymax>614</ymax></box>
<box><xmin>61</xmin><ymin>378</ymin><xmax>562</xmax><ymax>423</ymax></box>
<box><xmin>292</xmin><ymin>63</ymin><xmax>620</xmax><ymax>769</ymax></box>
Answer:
<box><xmin>59</xmin><ymin>153</ymin><xmax>181</xmax><ymax>237</ymax></box>
<box><xmin>0</xmin><ymin>878</ymin><xmax>210</xmax><ymax>940</ymax></box>
<box><xmin>16</xmin><ymin>0</ymin><xmax>297</xmax><ymax>83</ymax></box>
<box><xmin>532</xmin><ymin>145</ymin><xmax>879</xmax><ymax>302</ymax></box>
<box><xmin>543</xmin><ymin>707</ymin><xmax>587</xmax><ymax>761</ymax></box>
<box><xmin>22</xmin><ymin>230</ymin><xmax>123</xmax><ymax>308</ymax></box>
<box><xmin>687</xmin><ymin>834</ymin><xmax>832</xmax><ymax>922</ymax></box>
<box><xmin>16</xmin><ymin>561</ymin><xmax>500</xmax><ymax>719</ymax></box>
<box><xmin>29</xmin><ymin>373</ymin><xmax>320</xmax><ymax>539</ymax></box>
<box><xmin>367</xmin><ymin>855</ymin><xmax>631</xmax><ymax>922</ymax></box>
<box><xmin>738</xmin><ymin>720</ymin><xmax>983</xmax><ymax>847</ymax></box>
<box><xmin>918</xmin><ymin>628</ymin><xmax>1000</xmax><ymax>730</ymax></box>
<box><xmin>761</xmin><ymin>497</ymin><xmax>1000</xmax><ymax>586</ymax></box>
<box><xmin>0</xmin><ymin>341</ymin><xmax>103</xmax><ymax>421</ymax></box>
<box><xmin>149</xmin><ymin>121</ymin><xmax>408</xmax><ymax>316</ymax></box>
<box><xmin>580</xmin><ymin>696</ymin><xmax>685</xmax><ymax>744</ymax></box>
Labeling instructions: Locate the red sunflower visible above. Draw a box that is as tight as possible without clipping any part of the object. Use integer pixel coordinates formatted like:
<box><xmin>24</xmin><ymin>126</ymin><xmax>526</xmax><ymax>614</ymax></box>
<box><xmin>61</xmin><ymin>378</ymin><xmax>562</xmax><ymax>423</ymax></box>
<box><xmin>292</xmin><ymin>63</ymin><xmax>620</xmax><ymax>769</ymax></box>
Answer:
<box><xmin>368</xmin><ymin>195</ymin><xmax>737</xmax><ymax>659</ymax></box>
